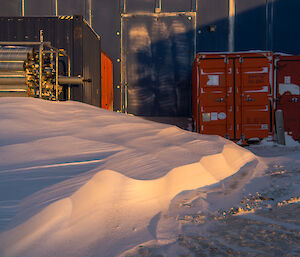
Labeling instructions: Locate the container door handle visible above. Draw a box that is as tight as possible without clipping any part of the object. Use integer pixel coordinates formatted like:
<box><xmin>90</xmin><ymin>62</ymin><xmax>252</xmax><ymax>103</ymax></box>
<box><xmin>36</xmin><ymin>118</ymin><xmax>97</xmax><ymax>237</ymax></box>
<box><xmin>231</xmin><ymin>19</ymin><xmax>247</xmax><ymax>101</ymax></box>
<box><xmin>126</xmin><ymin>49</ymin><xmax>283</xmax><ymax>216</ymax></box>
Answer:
<box><xmin>245</xmin><ymin>97</ymin><xmax>255</xmax><ymax>102</ymax></box>
<box><xmin>290</xmin><ymin>97</ymin><xmax>299</xmax><ymax>103</ymax></box>
<box><xmin>216</xmin><ymin>97</ymin><xmax>225</xmax><ymax>102</ymax></box>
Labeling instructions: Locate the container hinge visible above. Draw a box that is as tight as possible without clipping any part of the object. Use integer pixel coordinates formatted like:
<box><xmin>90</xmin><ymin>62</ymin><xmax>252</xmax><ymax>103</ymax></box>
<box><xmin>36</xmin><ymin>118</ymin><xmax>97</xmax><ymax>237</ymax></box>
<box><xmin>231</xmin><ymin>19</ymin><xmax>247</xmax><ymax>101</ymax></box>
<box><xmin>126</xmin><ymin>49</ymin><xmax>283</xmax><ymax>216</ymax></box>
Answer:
<box><xmin>224</xmin><ymin>57</ymin><xmax>229</xmax><ymax>64</ymax></box>
<box><xmin>239</xmin><ymin>57</ymin><xmax>244</xmax><ymax>63</ymax></box>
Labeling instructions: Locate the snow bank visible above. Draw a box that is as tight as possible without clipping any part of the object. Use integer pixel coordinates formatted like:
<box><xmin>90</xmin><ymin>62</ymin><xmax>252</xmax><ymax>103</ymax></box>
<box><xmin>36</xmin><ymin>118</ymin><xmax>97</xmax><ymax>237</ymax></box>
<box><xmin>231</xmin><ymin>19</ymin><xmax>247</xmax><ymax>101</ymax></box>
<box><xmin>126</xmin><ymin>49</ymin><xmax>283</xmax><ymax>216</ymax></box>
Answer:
<box><xmin>0</xmin><ymin>98</ymin><xmax>259</xmax><ymax>257</ymax></box>
<box><xmin>258</xmin><ymin>133</ymin><xmax>300</xmax><ymax>147</ymax></box>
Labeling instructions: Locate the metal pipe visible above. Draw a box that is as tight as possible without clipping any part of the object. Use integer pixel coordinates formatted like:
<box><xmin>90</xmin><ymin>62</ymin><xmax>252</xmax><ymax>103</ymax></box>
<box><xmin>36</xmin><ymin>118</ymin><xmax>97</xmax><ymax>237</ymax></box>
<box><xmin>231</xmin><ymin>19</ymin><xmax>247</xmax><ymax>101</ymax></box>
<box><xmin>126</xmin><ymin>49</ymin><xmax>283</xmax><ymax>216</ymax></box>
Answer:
<box><xmin>0</xmin><ymin>62</ymin><xmax>24</xmax><ymax>71</ymax></box>
<box><xmin>0</xmin><ymin>52</ymin><xmax>29</xmax><ymax>61</ymax></box>
<box><xmin>0</xmin><ymin>87</ymin><xmax>27</xmax><ymax>92</ymax></box>
<box><xmin>0</xmin><ymin>48</ymin><xmax>31</xmax><ymax>53</ymax></box>
<box><xmin>39</xmin><ymin>30</ymin><xmax>44</xmax><ymax>98</ymax></box>
<box><xmin>67</xmin><ymin>56</ymin><xmax>71</xmax><ymax>100</ymax></box>
<box><xmin>55</xmin><ymin>52</ymin><xmax>59</xmax><ymax>100</ymax></box>
<box><xmin>0</xmin><ymin>71</ymin><xmax>25</xmax><ymax>76</ymax></box>
<box><xmin>0</xmin><ymin>42</ymin><xmax>50</xmax><ymax>46</ymax></box>
<box><xmin>0</xmin><ymin>77</ymin><xmax>26</xmax><ymax>85</ymax></box>
<box><xmin>58</xmin><ymin>76</ymin><xmax>83</xmax><ymax>85</ymax></box>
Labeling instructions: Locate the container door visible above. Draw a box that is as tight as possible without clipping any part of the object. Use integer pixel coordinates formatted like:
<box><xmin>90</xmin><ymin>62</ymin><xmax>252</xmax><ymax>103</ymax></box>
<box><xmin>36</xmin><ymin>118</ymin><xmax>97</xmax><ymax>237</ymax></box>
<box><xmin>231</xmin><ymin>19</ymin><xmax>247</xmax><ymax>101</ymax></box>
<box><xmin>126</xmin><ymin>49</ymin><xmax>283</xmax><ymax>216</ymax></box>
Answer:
<box><xmin>121</xmin><ymin>12</ymin><xmax>196</xmax><ymax>116</ymax></box>
<box><xmin>236</xmin><ymin>56</ymin><xmax>273</xmax><ymax>140</ymax></box>
<box><xmin>276</xmin><ymin>58</ymin><xmax>300</xmax><ymax>142</ymax></box>
<box><xmin>196</xmin><ymin>57</ymin><xmax>234</xmax><ymax>138</ymax></box>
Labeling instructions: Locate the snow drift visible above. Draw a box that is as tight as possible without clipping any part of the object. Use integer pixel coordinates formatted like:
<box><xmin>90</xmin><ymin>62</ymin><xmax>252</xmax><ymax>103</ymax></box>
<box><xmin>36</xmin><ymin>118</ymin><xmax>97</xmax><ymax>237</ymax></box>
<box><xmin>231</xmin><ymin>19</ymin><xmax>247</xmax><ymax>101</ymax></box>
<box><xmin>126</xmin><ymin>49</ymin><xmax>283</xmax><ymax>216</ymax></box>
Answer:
<box><xmin>0</xmin><ymin>98</ymin><xmax>259</xmax><ymax>257</ymax></box>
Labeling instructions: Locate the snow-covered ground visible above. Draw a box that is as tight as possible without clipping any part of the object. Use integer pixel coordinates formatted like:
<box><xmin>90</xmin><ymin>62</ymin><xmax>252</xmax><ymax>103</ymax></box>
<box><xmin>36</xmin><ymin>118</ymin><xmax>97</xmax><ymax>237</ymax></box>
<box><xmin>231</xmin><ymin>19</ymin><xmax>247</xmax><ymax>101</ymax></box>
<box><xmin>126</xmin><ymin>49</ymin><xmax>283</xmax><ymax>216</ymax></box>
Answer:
<box><xmin>0</xmin><ymin>98</ymin><xmax>299</xmax><ymax>257</ymax></box>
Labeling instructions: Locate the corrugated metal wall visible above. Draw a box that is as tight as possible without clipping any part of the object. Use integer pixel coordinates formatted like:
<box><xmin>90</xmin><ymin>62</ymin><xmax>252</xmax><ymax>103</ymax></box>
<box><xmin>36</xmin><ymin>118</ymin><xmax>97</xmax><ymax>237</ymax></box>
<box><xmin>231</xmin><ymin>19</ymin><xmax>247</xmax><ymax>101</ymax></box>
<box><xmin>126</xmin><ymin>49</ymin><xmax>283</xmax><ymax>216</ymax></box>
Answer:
<box><xmin>0</xmin><ymin>0</ymin><xmax>299</xmax><ymax>116</ymax></box>
<box><xmin>121</xmin><ymin>12</ymin><xmax>195</xmax><ymax>116</ymax></box>
<box><xmin>0</xmin><ymin>16</ymin><xmax>101</xmax><ymax>107</ymax></box>
<box><xmin>196</xmin><ymin>0</ymin><xmax>229</xmax><ymax>52</ymax></box>
<box><xmin>235</xmin><ymin>0</ymin><xmax>267</xmax><ymax>51</ymax></box>
<box><xmin>272</xmin><ymin>0</ymin><xmax>300</xmax><ymax>54</ymax></box>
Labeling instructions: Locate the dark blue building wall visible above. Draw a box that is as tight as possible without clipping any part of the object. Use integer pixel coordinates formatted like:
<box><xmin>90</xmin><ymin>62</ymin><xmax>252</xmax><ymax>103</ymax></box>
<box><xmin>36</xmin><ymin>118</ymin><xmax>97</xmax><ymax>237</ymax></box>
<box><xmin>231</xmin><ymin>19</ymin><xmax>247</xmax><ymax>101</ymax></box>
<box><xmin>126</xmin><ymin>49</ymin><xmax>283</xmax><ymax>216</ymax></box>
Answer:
<box><xmin>273</xmin><ymin>0</ymin><xmax>300</xmax><ymax>54</ymax></box>
<box><xmin>235</xmin><ymin>0</ymin><xmax>267</xmax><ymax>51</ymax></box>
<box><xmin>196</xmin><ymin>0</ymin><xmax>229</xmax><ymax>52</ymax></box>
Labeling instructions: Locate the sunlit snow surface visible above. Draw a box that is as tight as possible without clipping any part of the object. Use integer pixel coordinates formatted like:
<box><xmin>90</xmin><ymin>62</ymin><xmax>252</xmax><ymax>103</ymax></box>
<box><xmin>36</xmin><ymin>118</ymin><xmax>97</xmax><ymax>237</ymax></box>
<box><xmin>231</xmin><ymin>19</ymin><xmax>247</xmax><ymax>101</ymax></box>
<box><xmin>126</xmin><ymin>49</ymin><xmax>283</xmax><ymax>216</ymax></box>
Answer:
<box><xmin>0</xmin><ymin>98</ymin><xmax>299</xmax><ymax>257</ymax></box>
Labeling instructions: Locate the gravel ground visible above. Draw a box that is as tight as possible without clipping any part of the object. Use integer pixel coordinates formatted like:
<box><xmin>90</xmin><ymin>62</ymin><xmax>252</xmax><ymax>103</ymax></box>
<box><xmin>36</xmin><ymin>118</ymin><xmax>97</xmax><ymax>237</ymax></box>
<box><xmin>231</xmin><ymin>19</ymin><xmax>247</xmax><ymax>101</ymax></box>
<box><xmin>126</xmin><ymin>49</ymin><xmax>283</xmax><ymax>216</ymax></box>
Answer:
<box><xmin>125</xmin><ymin>146</ymin><xmax>300</xmax><ymax>257</ymax></box>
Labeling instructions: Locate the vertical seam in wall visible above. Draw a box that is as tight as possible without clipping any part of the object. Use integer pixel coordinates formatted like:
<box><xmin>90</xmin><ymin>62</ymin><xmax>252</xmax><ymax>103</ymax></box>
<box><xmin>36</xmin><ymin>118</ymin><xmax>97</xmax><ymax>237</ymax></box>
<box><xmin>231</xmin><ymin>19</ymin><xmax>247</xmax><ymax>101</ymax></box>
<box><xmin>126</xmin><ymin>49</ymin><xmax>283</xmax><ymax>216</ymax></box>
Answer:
<box><xmin>21</xmin><ymin>0</ymin><xmax>25</xmax><ymax>16</ymax></box>
<box><xmin>55</xmin><ymin>0</ymin><xmax>58</xmax><ymax>16</ymax></box>
<box><xmin>265</xmin><ymin>0</ymin><xmax>268</xmax><ymax>50</ymax></box>
<box><xmin>228</xmin><ymin>0</ymin><xmax>235</xmax><ymax>52</ymax></box>
<box><xmin>89</xmin><ymin>0</ymin><xmax>92</xmax><ymax>27</ymax></box>
<box><xmin>123</xmin><ymin>0</ymin><xmax>126</xmax><ymax>13</ymax></box>
<box><xmin>120</xmin><ymin>16</ymin><xmax>124</xmax><ymax>112</ymax></box>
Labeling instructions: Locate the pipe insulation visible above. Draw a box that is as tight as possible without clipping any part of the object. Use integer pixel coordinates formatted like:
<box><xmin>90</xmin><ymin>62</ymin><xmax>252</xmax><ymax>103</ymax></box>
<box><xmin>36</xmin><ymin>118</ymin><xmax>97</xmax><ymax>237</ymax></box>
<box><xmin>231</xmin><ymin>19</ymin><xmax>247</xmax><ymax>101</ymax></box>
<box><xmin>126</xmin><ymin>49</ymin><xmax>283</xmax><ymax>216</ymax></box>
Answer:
<box><xmin>0</xmin><ymin>71</ymin><xmax>26</xmax><ymax>76</ymax></box>
<box><xmin>0</xmin><ymin>51</ymin><xmax>30</xmax><ymax>61</ymax></box>
<box><xmin>58</xmin><ymin>76</ymin><xmax>84</xmax><ymax>85</ymax></box>
<box><xmin>0</xmin><ymin>47</ymin><xmax>33</xmax><ymax>60</ymax></box>
<box><xmin>0</xmin><ymin>47</ymin><xmax>33</xmax><ymax>71</ymax></box>
<box><xmin>0</xmin><ymin>84</ymin><xmax>27</xmax><ymax>91</ymax></box>
<box><xmin>0</xmin><ymin>62</ymin><xmax>25</xmax><ymax>71</ymax></box>
<box><xmin>0</xmin><ymin>76</ymin><xmax>26</xmax><ymax>85</ymax></box>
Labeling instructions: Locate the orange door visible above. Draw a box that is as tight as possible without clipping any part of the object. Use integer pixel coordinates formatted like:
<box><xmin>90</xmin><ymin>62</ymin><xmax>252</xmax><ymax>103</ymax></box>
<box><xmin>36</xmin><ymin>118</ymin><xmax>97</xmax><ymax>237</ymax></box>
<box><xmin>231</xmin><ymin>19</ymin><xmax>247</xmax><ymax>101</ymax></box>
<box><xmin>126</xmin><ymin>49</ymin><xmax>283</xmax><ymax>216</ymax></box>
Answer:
<box><xmin>236</xmin><ymin>54</ymin><xmax>273</xmax><ymax>140</ymax></box>
<box><xmin>193</xmin><ymin>52</ymin><xmax>273</xmax><ymax>141</ymax></box>
<box><xmin>276</xmin><ymin>56</ymin><xmax>300</xmax><ymax>142</ymax></box>
<box><xmin>195</xmin><ymin>55</ymin><xmax>234</xmax><ymax>139</ymax></box>
<box><xmin>101</xmin><ymin>51</ymin><xmax>114</xmax><ymax>110</ymax></box>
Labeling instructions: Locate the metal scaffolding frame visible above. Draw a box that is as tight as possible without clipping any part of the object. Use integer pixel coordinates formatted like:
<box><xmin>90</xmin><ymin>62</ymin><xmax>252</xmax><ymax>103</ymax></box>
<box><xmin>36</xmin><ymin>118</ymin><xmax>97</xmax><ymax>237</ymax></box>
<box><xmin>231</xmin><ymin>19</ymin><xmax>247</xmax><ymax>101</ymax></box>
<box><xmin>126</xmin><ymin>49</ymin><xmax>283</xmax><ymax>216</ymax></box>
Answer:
<box><xmin>0</xmin><ymin>30</ymin><xmax>78</xmax><ymax>100</ymax></box>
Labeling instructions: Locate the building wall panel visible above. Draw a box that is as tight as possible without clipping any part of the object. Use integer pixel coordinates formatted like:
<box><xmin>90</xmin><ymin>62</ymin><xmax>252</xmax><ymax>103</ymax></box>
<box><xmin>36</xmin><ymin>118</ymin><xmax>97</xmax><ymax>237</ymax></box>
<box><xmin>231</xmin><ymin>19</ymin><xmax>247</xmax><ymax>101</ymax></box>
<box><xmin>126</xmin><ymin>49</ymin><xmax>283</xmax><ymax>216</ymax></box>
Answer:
<box><xmin>162</xmin><ymin>0</ymin><xmax>194</xmax><ymax>12</ymax></box>
<box><xmin>25</xmin><ymin>0</ymin><xmax>53</xmax><ymax>16</ymax></box>
<box><xmin>273</xmin><ymin>0</ymin><xmax>300</xmax><ymax>54</ymax></box>
<box><xmin>0</xmin><ymin>0</ymin><xmax>19</xmax><ymax>16</ymax></box>
<box><xmin>122</xmin><ymin>13</ymin><xmax>195</xmax><ymax>116</ymax></box>
<box><xmin>235</xmin><ymin>0</ymin><xmax>267</xmax><ymax>51</ymax></box>
<box><xmin>196</xmin><ymin>0</ymin><xmax>229</xmax><ymax>52</ymax></box>
<box><xmin>124</xmin><ymin>0</ymin><xmax>155</xmax><ymax>13</ymax></box>
<box><xmin>58</xmin><ymin>0</ymin><xmax>85</xmax><ymax>16</ymax></box>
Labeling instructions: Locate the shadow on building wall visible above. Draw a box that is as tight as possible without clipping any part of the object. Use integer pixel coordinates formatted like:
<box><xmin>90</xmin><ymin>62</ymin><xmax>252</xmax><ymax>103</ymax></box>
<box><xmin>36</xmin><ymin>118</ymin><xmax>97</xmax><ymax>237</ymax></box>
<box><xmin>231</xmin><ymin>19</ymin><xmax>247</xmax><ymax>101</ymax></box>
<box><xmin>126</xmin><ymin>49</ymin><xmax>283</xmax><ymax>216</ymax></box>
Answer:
<box><xmin>0</xmin><ymin>0</ymin><xmax>299</xmax><ymax>117</ymax></box>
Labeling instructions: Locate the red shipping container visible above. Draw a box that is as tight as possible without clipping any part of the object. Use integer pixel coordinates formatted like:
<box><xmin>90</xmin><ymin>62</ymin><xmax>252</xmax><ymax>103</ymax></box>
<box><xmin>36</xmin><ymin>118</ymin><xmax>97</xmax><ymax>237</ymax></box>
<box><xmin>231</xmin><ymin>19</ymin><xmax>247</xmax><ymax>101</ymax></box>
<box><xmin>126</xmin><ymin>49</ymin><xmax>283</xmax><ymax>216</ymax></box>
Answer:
<box><xmin>193</xmin><ymin>52</ymin><xmax>274</xmax><ymax>142</ymax></box>
<box><xmin>101</xmin><ymin>51</ymin><xmax>114</xmax><ymax>110</ymax></box>
<box><xmin>275</xmin><ymin>55</ymin><xmax>300</xmax><ymax>142</ymax></box>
